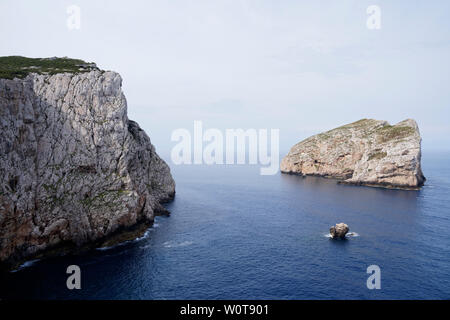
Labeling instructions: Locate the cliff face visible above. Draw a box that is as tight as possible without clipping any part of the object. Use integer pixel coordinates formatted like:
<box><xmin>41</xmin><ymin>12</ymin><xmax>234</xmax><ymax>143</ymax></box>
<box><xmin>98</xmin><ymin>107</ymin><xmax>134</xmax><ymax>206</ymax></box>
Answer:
<box><xmin>281</xmin><ymin>119</ymin><xmax>425</xmax><ymax>189</ymax></box>
<box><xmin>0</xmin><ymin>70</ymin><xmax>175</xmax><ymax>268</ymax></box>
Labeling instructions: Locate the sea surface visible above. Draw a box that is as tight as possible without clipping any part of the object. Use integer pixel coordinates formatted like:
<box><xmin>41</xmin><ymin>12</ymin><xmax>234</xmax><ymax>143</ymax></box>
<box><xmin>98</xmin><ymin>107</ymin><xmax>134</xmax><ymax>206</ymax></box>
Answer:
<box><xmin>1</xmin><ymin>151</ymin><xmax>450</xmax><ymax>299</ymax></box>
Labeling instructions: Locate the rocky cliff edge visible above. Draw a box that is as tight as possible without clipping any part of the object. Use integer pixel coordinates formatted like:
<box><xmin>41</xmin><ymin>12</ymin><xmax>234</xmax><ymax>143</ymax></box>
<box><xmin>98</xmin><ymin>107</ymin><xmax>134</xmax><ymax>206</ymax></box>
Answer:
<box><xmin>0</xmin><ymin>62</ymin><xmax>175</xmax><ymax>269</ymax></box>
<box><xmin>280</xmin><ymin>119</ymin><xmax>425</xmax><ymax>189</ymax></box>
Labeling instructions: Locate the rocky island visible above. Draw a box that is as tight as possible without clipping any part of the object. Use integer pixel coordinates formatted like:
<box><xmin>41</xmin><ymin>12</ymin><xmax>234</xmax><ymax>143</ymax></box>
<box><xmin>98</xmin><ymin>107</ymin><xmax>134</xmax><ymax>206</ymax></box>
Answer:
<box><xmin>329</xmin><ymin>223</ymin><xmax>349</xmax><ymax>239</ymax></box>
<box><xmin>281</xmin><ymin>119</ymin><xmax>425</xmax><ymax>189</ymax></box>
<box><xmin>0</xmin><ymin>56</ymin><xmax>175</xmax><ymax>270</ymax></box>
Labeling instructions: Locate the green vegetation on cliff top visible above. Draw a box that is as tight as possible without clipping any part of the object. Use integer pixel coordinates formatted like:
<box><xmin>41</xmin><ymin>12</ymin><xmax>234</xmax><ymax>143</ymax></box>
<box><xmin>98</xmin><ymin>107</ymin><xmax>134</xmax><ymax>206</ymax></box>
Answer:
<box><xmin>368</xmin><ymin>151</ymin><xmax>388</xmax><ymax>161</ymax></box>
<box><xmin>376</xmin><ymin>125</ymin><xmax>415</xmax><ymax>143</ymax></box>
<box><xmin>309</xmin><ymin>118</ymin><xmax>416</xmax><ymax>144</ymax></box>
<box><xmin>0</xmin><ymin>56</ymin><xmax>98</xmax><ymax>80</ymax></box>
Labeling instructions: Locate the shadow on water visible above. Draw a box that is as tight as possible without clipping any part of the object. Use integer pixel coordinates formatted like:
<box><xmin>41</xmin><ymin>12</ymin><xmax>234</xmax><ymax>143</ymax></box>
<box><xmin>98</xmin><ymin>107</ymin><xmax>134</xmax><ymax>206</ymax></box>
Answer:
<box><xmin>279</xmin><ymin>173</ymin><xmax>421</xmax><ymax>216</ymax></box>
<box><xmin>280</xmin><ymin>173</ymin><xmax>421</xmax><ymax>199</ymax></box>
<box><xmin>0</xmin><ymin>219</ymin><xmax>166</xmax><ymax>299</ymax></box>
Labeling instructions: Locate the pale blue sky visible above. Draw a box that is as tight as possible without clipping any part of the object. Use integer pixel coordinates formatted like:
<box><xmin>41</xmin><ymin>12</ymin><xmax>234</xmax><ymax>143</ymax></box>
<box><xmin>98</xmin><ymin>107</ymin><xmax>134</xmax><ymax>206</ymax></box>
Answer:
<box><xmin>1</xmin><ymin>0</ymin><xmax>449</xmax><ymax>157</ymax></box>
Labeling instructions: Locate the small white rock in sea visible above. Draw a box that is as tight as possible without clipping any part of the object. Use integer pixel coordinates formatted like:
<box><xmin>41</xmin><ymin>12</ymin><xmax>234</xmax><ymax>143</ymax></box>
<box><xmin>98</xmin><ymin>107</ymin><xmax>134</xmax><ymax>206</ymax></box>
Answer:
<box><xmin>329</xmin><ymin>223</ymin><xmax>349</xmax><ymax>239</ymax></box>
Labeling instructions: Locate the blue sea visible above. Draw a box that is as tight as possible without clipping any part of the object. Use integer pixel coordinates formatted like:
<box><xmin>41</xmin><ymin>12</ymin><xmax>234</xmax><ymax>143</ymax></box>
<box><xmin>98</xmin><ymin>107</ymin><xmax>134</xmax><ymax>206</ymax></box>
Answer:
<box><xmin>1</xmin><ymin>151</ymin><xmax>450</xmax><ymax>299</ymax></box>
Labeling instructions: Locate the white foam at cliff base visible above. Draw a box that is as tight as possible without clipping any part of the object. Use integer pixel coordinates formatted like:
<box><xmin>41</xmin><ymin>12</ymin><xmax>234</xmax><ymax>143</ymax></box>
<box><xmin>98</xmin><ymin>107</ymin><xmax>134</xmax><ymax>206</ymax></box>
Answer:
<box><xmin>346</xmin><ymin>232</ymin><xmax>359</xmax><ymax>237</ymax></box>
<box><xmin>97</xmin><ymin>227</ymin><xmax>154</xmax><ymax>251</ymax></box>
<box><xmin>324</xmin><ymin>232</ymin><xmax>360</xmax><ymax>238</ymax></box>
<box><xmin>96</xmin><ymin>242</ymin><xmax>127</xmax><ymax>251</ymax></box>
<box><xmin>134</xmin><ymin>230</ymin><xmax>151</xmax><ymax>242</ymax></box>
<box><xmin>10</xmin><ymin>259</ymin><xmax>40</xmax><ymax>272</ymax></box>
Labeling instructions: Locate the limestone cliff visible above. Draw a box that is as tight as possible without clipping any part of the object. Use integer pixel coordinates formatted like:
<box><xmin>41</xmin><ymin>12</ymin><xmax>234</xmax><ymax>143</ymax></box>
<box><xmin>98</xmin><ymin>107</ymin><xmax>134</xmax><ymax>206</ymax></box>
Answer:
<box><xmin>0</xmin><ymin>61</ymin><xmax>175</xmax><ymax>268</ymax></box>
<box><xmin>281</xmin><ymin>119</ymin><xmax>425</xmax><ymax>189</ymax></box>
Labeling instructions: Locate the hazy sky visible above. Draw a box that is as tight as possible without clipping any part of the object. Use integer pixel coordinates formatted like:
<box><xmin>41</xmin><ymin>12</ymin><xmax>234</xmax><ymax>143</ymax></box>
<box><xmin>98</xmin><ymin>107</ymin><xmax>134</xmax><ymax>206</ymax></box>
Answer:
<box><xmin>1</xmin><ymin>0</ymin><xmax>449</xmax><ymax>157</ymax></box>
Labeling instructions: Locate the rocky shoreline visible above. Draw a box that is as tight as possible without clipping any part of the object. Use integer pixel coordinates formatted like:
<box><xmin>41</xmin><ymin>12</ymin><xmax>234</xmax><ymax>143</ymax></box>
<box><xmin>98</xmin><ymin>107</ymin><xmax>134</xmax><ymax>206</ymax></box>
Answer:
<box><xmin>1</xmin><ymin>217</ymin><xmax>155</xmax><ymax>272</ymax></box>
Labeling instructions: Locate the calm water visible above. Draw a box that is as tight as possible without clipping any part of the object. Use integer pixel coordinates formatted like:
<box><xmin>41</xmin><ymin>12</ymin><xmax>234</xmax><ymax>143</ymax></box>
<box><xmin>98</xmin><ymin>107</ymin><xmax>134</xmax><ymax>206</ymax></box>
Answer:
<box><xmin>1</xmin><ymin>152</ymin><xmax>450</xmax><ymax>299</ymax></box>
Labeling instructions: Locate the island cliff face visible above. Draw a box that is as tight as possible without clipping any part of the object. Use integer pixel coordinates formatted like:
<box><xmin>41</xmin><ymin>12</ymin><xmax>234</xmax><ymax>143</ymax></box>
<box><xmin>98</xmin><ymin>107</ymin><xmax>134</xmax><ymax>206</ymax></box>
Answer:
<box><xmin>281</xmin><ymin>119</ymin><xmax>425</xmax><ymax>189</ymax></box>
<box><xmin>0</xmin><ymin>70</ymin><xmax>175</xmax><ymax>268</ymax></box>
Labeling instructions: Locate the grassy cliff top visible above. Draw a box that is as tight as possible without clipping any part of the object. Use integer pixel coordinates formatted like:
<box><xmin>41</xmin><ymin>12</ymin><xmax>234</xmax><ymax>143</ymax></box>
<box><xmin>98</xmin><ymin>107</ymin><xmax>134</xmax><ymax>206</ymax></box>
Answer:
<box><xmin>0</xmin><ymin>56</ymin><xmax>99</xmax><ymax>80</ymax></box>
<box><xmin>302</xmin><ymin>118</ymin><xmax>417</xmax><ymax>145</ymax></box>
